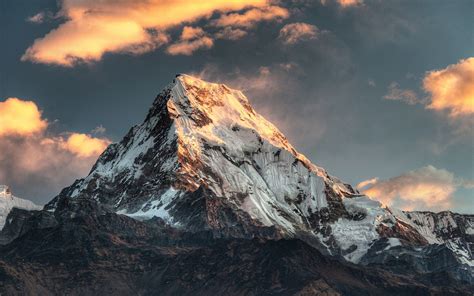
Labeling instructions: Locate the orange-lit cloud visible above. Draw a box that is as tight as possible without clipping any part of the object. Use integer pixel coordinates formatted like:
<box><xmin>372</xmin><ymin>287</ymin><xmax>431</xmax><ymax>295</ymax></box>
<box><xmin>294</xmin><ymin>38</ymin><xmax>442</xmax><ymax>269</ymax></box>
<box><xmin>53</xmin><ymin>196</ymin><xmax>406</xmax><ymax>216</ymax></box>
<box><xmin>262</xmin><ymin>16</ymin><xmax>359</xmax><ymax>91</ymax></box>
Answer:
<box><xmin>279</xmin><ymin>23</ymin><xmax>319</xmax><ymax>45</ymax></box>
<box><xmin>337</xmin><ymin>0</ymin><xmax>363</xmax><ymax>7</ymax></box>
<box><xmin>423</xmin><ymin>57</ymin><xmax>474</xmax><ymax>117</ymax></box>
<box><xmin>166</xmin><ymin>37</ymin><xmax>214</xmax><ymax>56</ymax></box>
<box><xmin>166</xmin><ymin>26</ymin><xmax>214</xmax><ymax>56</ymax></box>
<box><xmin>358</xmin><ymin>166</ymin><xmax>472</xmax><ymax>211</ymax></box>
<box><xmin>0</xmin><ymin>98</ymin><xmax>110</xmax><ymax>202</ymax></box>
<box><xmin>212</xmin><ymin>6</ymin><xmax>289</xmax><ymax>28</ymax></box>
<box><xmin>384</xmin><ymin>58</ymin><xmax>474</xmax><ymax>125</ymax></box>
<box><xmin>60</xmin><ymin>133</ymin><xmax>111</xmax><ymax>158</ymax></box>
<box><xmin>215</xmin><ymin>28</ymin><xmax>248</xmax><ymax>40</ymax></box>
<box><xmin>0</xmin><ymin>98</ymin><xmax>48</xmax><ymax>137</ymax></box>
<box><xmin>356</xmin><ymin>177</ymin><xmax>378</xmax><ymax>190</ymax></box>
<box><xmin>321</xmin><ymin>0</ymin><xmax>363</xmax><ymax>7</ymax></box>
<box><xmin>0</xmin><ymin>97</ymin><xmax>110</xmax><ymax>158</ymax></box>
<box><xmin>180</xmin><ymin>26</ymin><xmax>206</xmax><ymax>41</ymax></box>
<box><xmin>23</xmin><ymin>0</ymin><xmax>270</xmax><ymax>65</ymax></box>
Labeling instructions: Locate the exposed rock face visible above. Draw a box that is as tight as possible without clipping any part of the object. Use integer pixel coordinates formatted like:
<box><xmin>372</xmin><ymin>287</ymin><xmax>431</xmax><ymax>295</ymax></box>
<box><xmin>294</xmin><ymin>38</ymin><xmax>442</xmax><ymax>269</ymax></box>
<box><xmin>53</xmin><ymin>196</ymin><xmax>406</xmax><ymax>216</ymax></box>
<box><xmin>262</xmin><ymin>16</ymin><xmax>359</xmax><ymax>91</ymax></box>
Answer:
<box><xmin>0</xmin><ymin>74</ymin><xmax>472</xmax><ymax>295</ymax></box>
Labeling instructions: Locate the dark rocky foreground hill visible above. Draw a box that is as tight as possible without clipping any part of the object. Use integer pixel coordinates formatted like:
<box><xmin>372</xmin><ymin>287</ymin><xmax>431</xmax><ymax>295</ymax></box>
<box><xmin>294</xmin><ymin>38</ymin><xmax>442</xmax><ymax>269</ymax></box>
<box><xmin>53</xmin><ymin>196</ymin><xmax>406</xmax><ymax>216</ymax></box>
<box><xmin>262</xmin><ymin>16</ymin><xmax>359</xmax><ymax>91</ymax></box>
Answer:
<box><xmin>0</xmin><ymin>198</ymin><xmax>472</xmax><ymax>296</ymax></box>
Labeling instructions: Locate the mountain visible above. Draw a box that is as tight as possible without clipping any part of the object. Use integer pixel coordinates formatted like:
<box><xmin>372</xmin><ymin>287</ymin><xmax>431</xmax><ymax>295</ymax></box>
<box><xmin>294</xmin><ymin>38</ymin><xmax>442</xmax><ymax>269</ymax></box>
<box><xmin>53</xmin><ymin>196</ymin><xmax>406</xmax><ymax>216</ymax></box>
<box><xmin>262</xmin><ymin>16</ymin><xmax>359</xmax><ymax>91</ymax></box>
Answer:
<box><xmin>45</xmin><ymin>74</ymin><xmax>473</xmax><ymax>265</ymax></box>
<box><xmin>0</xmin><ymin>185</ymin><xmax>41</xmax><ymax>229</ymax></box>
<box><xmin>0</xmin><ymin>74</ymin><xmax>473</xmax><ymax>295</ymax></box>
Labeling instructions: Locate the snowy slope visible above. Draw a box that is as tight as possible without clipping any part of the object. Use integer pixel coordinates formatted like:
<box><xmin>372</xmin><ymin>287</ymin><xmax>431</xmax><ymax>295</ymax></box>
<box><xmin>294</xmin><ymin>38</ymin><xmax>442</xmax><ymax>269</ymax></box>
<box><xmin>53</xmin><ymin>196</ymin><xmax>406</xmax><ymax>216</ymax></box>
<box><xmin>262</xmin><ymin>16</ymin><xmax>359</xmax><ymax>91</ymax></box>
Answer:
<box><xmin>45</xmin><ymin>74</ymin><xmax>473</xmax><ymax>267</ymax></box>
<box><xmin>0</xmin><ymin>190</ymin><xmax>41</xmax><ymax>229</ymax></box>
<box><xmin>397</xmin><ymin>210</ymin><xmax>474</xmax><ymax>267</ymax></box>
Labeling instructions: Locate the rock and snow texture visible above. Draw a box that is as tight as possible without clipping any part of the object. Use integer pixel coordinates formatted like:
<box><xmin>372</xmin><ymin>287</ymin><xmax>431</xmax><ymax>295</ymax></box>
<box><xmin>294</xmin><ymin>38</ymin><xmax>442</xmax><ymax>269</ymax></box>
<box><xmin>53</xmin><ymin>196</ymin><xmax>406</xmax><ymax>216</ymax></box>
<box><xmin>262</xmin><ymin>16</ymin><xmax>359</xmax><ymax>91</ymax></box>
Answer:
<box><xmin>164</xmin><ymin>75</ymin><xmax>355</xmax><ymax>232</ymax></box>
<box><xmin>45</xmin><ymin>74</ymin><xmax>474</xmax><ymax>266</ymax></box>
<box><xmin>0</xmin><ymin>186</ymin><xmax>41</xmax><ymax>229</ymax></box>
<box><xmin>330</xmin><ymin>196</ymin><xmax>399</xmax><ymax>262</ymax></box>
<box><xmin>398</xmin><ymin>210</ymin><xmax>474</xmax><ymax>267</ymax></box>
<box><xmin>47</xmin><ymin>75</ymin><xmax>355</xmax><ymax>229</ymax></box>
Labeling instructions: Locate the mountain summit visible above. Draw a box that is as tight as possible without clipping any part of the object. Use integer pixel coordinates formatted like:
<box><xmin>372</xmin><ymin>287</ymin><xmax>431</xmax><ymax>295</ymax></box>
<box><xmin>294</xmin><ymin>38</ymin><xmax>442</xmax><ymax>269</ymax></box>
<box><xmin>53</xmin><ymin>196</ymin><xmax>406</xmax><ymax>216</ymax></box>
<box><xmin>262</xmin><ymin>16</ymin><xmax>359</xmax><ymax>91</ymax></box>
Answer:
<box><xmin>46</xmin><ymin>74</ymin><xmax>473</xmax><ymax>265</ymax></box>
<box><xmin>47</xmin><ymin>74</ymin><xmax>356</xmax><ymax>238</ymax></box>
<box><xmin>1</xmin><ymin>75</ymin><xmax>472</xmax><ymax>295</ymax></box>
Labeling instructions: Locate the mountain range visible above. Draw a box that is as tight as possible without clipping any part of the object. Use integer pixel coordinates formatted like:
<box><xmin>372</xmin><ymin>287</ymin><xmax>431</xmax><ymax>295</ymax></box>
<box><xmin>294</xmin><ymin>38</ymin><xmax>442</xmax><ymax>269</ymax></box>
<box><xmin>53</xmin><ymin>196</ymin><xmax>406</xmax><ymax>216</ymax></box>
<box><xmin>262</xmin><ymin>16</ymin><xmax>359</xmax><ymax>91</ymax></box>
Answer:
<box><xmin>1</xmin><ymin>74</ymin><xmax>472</xmax><ymax>295</ymax></box>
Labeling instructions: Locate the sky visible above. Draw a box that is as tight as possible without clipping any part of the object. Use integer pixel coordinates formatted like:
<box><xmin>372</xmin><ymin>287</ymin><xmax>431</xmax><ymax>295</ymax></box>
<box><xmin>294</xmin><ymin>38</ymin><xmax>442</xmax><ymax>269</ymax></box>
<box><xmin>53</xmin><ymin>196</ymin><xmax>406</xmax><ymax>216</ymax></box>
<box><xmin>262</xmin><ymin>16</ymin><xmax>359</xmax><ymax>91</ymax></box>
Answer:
<box><xmin>0</xmin><ymin>0</ymin><xmax>473</xmax><ymax>213</ymax></box>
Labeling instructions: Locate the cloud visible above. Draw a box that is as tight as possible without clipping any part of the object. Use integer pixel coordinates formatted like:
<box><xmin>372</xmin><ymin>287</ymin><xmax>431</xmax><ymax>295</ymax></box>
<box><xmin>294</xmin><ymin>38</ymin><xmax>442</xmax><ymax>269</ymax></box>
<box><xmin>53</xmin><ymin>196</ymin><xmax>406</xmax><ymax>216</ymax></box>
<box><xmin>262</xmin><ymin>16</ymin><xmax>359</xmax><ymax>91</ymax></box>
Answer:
<box><xmin>0</xmin><ymin>98</ymin><xmax>110</xmax><ymax>203</ymax></box>
<box><xmin>27</xmin><ymin>12</ymin><xmax>47</xmax><ymax>24</ymax></box>
<box><xmin>337</xmin><ymin>0</ymin><xmax>363</xmax><ymax>7</ymax></box>
<box><xmin>166</xmin><ymin>26</ymin><xmax>214</xmax><ymax>56</ymax></box>
<box><xmin>279</xmin><ymin>22</ymin><xmax>319</xmax><ymax>45</ymax></box>
<box><xmin>196</xmin><ymin>65</ymin><xmax>277</xmax><ymax>92</ymax></box>
<box><xmin>91</xmin><ymin>125</ymin><xmax>106</xmax><ymax>135</ymax></box>
<box><xmin>212</xmin><ymin>6</ymin><xmax>289</xmax><ymax>28</ymax></box>
<box><xmin>384</xmin><ymin>58</ymin><xmax>473</xmax><ymax>133</ymax></box>
<box><xmin>22</xmin><ymin>0</ymin><xmax>270</xmax><ymax>66</ymax></box>
<box><xmin>383</xmin><ymin>82</ymin><xmax>423</xmax><ymax>105</ymax></box>
<box><xmin>27</xmin><ymin>11</ymin><xmax>56</xmax><ymax>24</ymax></box>
<box><xmin>423</xmin><ymin>57</ymin><xmax>474</xmax><ymax>117</ymax></box>
<box><xmin>357</xmin><ymin>166</ymin><xmax>472</xmax><ymax>211</ymax></box>
<box><xmin>60</xmin><ymin>133</ymin><xmax>111</xmax><ymax>158</ymax></box>
<box><xmin>320</xmin><ymin>0</ymin><xmax>363</xmax><ymax>7</ymax></box>
<box><xmin>356</xmin><ymin>177</ymin><xmax>378</xmax><ymax>190</ymax></box>
<box><xmin>214</xmin><ymin>28</ymin><xmax>248</xmax><ymax>40</ymax></box>
<box><xmin>0</xmin><ymin>98</ymin><xmax>48</xmax><ymax>137</ymax></box>
<box><xmin>180</xmin><ymin>26</ymin><xmax>206</xmax><ymax>41</ymax></box>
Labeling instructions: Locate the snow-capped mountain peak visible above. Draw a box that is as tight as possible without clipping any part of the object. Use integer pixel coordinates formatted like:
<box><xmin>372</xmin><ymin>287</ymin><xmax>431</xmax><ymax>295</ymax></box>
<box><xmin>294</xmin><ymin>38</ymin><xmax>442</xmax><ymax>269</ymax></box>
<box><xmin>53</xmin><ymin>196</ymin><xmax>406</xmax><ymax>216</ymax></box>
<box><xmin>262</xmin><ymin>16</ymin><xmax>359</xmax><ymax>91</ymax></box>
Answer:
<box><xmin>45</xmin><ymin>75</ymin><xmax>473</xmax><ymax>267</ymax></box>
<box><xmin>49</xmin><ymin>75</ymin><xmax>355</xmax><ymax>229</ymax></box>
<box><xmin>2</xmin><ymin>75</ymin><xmax>472</xmax><ymax>294</ymax></box>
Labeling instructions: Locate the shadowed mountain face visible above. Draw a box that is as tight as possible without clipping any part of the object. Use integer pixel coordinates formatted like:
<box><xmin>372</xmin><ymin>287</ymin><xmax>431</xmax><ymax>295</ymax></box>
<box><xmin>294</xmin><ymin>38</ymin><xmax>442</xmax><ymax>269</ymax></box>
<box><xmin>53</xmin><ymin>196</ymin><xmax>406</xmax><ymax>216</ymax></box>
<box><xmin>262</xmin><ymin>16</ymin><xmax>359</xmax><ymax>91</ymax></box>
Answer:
<box><xmin>0</xmin><ymin>75</ymin><xmax>473</xmax><ymax>295</ymax></box>
<box><xmin>0</xmin><ymin>198</ymin><xmax>472</xmax><ymax>296</ymax></box>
